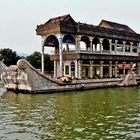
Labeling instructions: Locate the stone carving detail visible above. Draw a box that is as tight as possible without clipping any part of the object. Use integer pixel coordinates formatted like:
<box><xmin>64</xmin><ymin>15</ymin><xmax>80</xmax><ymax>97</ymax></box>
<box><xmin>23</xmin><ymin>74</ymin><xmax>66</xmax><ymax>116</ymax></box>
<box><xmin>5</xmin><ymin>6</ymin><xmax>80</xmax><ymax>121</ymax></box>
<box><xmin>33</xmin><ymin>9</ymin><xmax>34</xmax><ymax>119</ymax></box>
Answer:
<box><xmin>118</xmin><ymin>72</ymin><xmax>137</xmax><ymax>86</ymax></box>
<box><xmin>17</xmin><ymin>59</ymin><xmax>27</xmax><ymax>69</ymax></box>
<box><xmin>1</xmin><ymin>59</ymin><xmax>59</xmax><ymax>92</ymax></box>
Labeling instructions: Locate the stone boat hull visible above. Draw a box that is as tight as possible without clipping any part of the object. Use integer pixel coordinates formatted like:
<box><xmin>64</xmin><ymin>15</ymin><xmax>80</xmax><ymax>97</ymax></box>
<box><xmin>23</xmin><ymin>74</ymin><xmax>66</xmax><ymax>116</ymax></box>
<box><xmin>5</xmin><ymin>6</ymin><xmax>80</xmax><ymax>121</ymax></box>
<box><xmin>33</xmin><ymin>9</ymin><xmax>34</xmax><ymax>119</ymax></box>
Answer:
<box><xmin>0</xmin><ymin>59</ymin><xmax>140</xmax><ymax>93</ymax></box>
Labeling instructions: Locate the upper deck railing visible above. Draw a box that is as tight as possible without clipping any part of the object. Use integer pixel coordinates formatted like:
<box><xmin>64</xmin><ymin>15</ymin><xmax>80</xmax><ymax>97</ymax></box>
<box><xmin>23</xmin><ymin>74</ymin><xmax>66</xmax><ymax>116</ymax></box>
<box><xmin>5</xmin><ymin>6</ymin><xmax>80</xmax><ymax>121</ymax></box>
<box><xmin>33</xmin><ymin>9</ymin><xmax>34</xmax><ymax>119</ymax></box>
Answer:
<box><xmin>51</xmin><ymin>50</ymin><xmax>138</xmax><ymax>56</ymax></box>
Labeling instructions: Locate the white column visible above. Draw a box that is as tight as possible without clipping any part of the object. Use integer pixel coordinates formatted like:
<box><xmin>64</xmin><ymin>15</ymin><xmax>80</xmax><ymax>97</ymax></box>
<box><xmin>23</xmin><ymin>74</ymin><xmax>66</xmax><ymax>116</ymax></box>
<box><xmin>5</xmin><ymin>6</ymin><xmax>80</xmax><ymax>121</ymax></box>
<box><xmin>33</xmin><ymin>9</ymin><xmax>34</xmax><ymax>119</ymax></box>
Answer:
<box><xmin>75</xmin><ymin>60</ymin><xmax>78</xmax><ymax>78</ymax></box>
<box><xmin>89</xmin><ymin>37</ymin><xmax>93</xmax><ymax>52</ymax></box>
<box><xmin>130</xmin><ymin>42</ymin><xmax>133</xmax><ymax>53</ymax></box>
<box><xmin>75</xmin><ymin>35</ymin><xmax>81</xmax><ymax>53</ymax></box>
<box><xmin>109</xmin><ymin>61</ymin><xmax>112</xmax><ymax>78</ymax></box>
<box><xmin>90</xmin><ymin>61</ymin><xmax>94</xmax><ymax>78</ymax></box>
<box><xmin>41</xmin><ymin>36</ymin><xmax>46</xmax><ymax>74</ymax></box>
<box><xmin>100</xmin><ymin>61</ymin><xmax>104</xmax><ymax>78</ymax></box>
<box><xmin>123</xmin><ymin>62</ymin><xmax>126</xmax><ymax>76</ymax></box>
<box><xmin>69</xmin><ymin>61</ymin><xmax>71</xmax><ymax>77</ymax></box>
<box><xmin>115</xmin><ymin>61</ymin><xmax>118</xmax><ymax>78</ymax></box>
<box><xmin>100</xmin><ymin>38</ymin><xmax>103</xmax><ymax>52</ymax></box>
<box><xmin>54</xmin><ymin>60</ymin><xmax>57</xmax><ymax>77</ymax></box>
<box><xmin>115</xmin><ymin>40</ymin><xmax>118</xmax><ymax>53</ymax></box>
<box><xmin>41</xmin><ymin>46</ymin><xmax>44</xmax><ymax>73</ymax></box>
<box><xmin>58</xmin><ymin>36</ymin><xmax>63</xmax><ymax>77</ymax></box>
<box><xmin>78</xmin><ymin>60</ymin><xmax>83</xmax><ymax>79</ymax></box>
<box><xmin>109</xmin><ymin>40</ymin><xmax>112</xmax><ymax>52</ymax></box>
<box><xmin>123</xmin><ymin>41</ymin><xmax>126</xmax><ymax>53</ymax></box>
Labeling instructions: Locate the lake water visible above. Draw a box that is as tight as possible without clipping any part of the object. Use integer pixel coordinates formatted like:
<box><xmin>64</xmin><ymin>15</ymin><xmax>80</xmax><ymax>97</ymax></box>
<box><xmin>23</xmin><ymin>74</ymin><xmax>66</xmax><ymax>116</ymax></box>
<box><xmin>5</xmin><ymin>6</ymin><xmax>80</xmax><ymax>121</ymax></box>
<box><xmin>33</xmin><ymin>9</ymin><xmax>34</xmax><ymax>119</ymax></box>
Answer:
<box><xmin>0</xmin><ymin>87</ymin><xmax>140</xmax><ymax>140</ymax></box>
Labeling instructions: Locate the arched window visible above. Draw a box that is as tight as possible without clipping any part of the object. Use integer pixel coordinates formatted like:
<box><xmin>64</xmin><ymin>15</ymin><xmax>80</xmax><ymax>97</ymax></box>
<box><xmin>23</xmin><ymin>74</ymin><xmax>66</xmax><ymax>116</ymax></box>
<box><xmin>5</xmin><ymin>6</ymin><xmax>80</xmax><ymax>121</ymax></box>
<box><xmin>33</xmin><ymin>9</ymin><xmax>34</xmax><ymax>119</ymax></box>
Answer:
<box><xmin>132</xmin><ymin>42</ymin><xmax>138</xmax><ymax>53</ymax></box>
<box><xmin>112</xmin><ymin>39</ymin><xmax>115</xmax><ymax>44</ymax></box>
<box><xmin>92</xmin><ymin>38</ymin><xmax>100</xmax><ymax>51</ymax></box>
<box><xmin>133</xmin><ymin>42</ymin><xmax>138</xmax><ymax>47</ymax></box>
<box><xmin>80</xmin><ymin>41</ymin><xmax>87</xmax><ymax>50</ymax></box>
<box><xmin>80</xmin><ymin>36</ymin><xmax>90</xmax><ymax>51</ymax></box>
<box><xmin>63</xmin><ymin>34</ymin><xmax>75</xmax><ymax>51</ymax></box>
<box><xmin>117</xmin><ymin>40</ymin><xmax>123</xmax><ymax>45</ymax></box>
<box><xmin>125</xmin><ymin>41</ymin><xmax>131</xmax><ymax>52</ymax></box>
<box><xmin>44</xmin><ymin>35</ymin><xmax>59</xmax><ymax>54</ymax></box>
<box><xmin>44</xmin><ymin>35</ymin><xmax>59</xmax><ymax>47</ymax></box>
<box><xmin>63</xmin><ymin>34</ymin><xmax>75</xmax><ymax>44</ymax></box>
<box><xmin>125</xmin><ymin>41</ymin><xmax>130</xmax><ymax>46</ymax></box>
<box><xmin>103</xmin><ymin>39</ymin><xmax>110</xmax><ymax>50</ymax></box>
<box><xmin>117</xmin><ymin>40</ymin><xmax>123</xmax><ymax>52</ymax></box>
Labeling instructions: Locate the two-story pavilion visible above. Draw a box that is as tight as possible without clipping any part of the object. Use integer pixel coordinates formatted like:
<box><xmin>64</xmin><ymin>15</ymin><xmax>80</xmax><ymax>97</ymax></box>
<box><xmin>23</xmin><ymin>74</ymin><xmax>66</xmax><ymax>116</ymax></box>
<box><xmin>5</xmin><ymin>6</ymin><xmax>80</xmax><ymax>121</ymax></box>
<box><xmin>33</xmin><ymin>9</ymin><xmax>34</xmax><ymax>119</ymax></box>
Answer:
<box><xmin>36</xmin><ymin>14</ymin><xmax>140</xmax><ymax>79</ymax></box>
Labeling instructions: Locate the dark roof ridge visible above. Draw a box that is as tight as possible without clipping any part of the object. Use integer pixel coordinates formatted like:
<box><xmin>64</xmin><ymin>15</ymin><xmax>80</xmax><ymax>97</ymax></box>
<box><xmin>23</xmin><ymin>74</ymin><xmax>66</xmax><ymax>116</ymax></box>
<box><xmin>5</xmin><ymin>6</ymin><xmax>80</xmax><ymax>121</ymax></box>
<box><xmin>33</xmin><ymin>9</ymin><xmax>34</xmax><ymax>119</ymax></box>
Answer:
<box><xmin>98</xmin><ymin>19</ymin><xmax>136</xmax><ymax>33</ymax></box>
<box><xmin>100</xmin><ymin>19</ymin><xmax>128</xmax><ymax>27</ymax></box>
<box><xmin>76</xmin><ymin>21</ymin><xmax>139</xmax><ymax>37</ymax></box>
<box><xmin>46</xmin><ymin>14</ymin><xmax>70</xmax><ymax>23</ymax></box>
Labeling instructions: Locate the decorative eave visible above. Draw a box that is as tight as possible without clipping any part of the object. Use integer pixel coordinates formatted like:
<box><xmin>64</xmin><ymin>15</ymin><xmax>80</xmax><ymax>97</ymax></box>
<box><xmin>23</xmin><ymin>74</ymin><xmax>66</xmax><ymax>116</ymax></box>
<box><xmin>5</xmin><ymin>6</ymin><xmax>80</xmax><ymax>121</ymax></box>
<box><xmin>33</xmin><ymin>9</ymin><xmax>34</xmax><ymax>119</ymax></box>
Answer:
<box><xmin>36</xmin><ymin>14</ymin><xmax>75</xmax><ymax>36</ymax></box>
<box><xmin>36</xmin><ymin>14</ymin><xmax>140</xmax><ymax>42</ymax></box>
<box><xmin>36</xmin><ymin>22</ymin><xmax>61</xmax><ymax>36</ymax></box>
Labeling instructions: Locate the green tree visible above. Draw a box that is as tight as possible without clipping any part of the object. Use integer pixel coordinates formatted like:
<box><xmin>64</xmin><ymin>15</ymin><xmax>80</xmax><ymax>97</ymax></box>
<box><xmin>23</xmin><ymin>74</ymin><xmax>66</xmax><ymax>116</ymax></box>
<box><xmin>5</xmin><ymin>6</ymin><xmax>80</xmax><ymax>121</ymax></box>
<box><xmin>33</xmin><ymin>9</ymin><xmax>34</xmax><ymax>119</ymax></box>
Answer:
<box><xmin>0</xmin><ymin>48</ymin><xmax>20</xmax><ymax>66</ymax></box>
<box><xmin>26</xmin><ymin>51</ymin><xmax>53</xmax><ymax>71</ymax></box>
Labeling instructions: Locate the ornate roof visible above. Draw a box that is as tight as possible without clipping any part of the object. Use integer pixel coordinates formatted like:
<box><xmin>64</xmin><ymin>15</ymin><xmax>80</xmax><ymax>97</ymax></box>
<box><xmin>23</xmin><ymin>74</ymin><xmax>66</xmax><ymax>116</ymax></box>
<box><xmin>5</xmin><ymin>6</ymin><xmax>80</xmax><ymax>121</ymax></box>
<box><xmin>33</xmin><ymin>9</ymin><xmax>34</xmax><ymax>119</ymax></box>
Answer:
<box><xmin>98</xmin><ymin>20</ymin><xmax>136</xmax><ymax>33</ymax></box>
<box><xmin>45</xmin><ymin>14</ymin><xmax>73</xmax><ymax>23</ymax></box>
<box><xmin>36</xmin><ymin>14</ymin><xmax>140</xmax><ymax>42</ymax></box>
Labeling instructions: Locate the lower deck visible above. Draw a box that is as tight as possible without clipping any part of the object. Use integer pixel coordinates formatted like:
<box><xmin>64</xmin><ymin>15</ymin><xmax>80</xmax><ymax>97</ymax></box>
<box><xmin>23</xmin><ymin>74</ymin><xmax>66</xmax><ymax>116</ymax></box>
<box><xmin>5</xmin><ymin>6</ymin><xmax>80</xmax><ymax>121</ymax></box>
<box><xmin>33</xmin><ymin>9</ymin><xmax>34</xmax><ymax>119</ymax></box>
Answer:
<box><xmin>54</xmin><ymin>59</ymin><xmax>140</xmax><ymax>79</ymax></box>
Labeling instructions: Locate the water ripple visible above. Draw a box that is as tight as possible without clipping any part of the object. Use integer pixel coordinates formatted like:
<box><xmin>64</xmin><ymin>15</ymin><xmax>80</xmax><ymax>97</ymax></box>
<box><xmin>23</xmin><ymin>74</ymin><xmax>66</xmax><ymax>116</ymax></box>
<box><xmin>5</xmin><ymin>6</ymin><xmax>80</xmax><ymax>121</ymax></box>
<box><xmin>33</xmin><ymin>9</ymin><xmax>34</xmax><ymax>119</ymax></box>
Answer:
<box><xmin>0</xmin><ymin>88</ymin><xmax>140</xmax><ymax>139</ymax></box>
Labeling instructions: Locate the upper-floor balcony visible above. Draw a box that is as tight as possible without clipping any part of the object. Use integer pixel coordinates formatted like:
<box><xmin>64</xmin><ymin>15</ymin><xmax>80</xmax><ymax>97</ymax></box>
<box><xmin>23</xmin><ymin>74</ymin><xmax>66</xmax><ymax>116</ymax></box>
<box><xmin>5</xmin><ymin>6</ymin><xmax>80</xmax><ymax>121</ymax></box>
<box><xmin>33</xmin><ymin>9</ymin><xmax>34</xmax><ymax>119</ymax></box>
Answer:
<box><xmin>51</xmin><ymin>49</ymin><xmax>139</xmax><ymax>57</ymax></box>
<box><xmin>80</xmin><ymin>50</ymin><xmax>138</xmax><ymax>56</ymax></box>
<box><xmin>50</xmin><ymin>49</ymin><xmax>140</xmax><ymax>62</ymax></box>
<box><xmin>41</xmin><ymin>32</ymin><xmax>140</xmax><ymax>58</ymax></box>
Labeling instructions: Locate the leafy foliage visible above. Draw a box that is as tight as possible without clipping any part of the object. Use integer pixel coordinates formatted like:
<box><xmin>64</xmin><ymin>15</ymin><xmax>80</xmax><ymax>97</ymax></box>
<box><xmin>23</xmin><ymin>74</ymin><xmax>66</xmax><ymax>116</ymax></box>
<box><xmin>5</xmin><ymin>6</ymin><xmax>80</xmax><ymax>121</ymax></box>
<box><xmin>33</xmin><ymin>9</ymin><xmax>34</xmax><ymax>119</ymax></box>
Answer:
<box><xmin>0</xmin><ymin>48</ymin><xmax>20</xmax><ymax>66</ymax></box>
<box><xmin>0</xmin><ymin>49</ymin><xmax>54</xmax><ymax>72</ymax></box>
<box><xmin>26</xmin><ymin>51</ymin><xmax>53</xmax><ymax>71</ymax></box>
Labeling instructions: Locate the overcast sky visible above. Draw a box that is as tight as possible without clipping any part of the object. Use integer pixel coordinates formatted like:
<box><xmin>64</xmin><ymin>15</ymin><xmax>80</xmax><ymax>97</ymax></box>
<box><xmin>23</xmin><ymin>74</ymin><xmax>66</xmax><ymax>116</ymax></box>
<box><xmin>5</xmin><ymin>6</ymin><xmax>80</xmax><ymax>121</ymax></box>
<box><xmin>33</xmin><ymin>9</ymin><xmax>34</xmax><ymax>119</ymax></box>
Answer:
<box><xmin>0</xmin><ymin>0</ymin><xmax>140</xmax><ymax>55</ymax></box>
